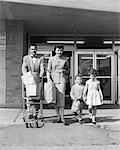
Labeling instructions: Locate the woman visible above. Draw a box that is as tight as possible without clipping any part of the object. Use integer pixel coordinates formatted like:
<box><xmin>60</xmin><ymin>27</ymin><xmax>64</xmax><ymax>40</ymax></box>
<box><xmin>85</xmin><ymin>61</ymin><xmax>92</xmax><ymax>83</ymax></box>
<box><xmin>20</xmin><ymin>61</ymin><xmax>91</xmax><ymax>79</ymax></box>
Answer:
<box><xmin>47</xmin><ymin>45</ymin><xmax>69</xmax><ymax>124</ymax></box>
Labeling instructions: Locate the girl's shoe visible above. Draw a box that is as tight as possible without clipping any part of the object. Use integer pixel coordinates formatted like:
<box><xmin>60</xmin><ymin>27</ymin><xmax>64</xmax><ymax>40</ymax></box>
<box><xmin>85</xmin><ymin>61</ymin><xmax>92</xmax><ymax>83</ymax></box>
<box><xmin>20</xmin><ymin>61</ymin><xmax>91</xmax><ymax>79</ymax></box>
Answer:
<box><xmin>92</xmin><ymin>116</ymin><xmax>96</xmax><ymax>124</ymax></box>
<box><xmin>61</xmin><ymin>119</ymin><xmax>66</xmax><ymax>125</ymax></box>
<box><xmin>78</xmin><ymin>118</ymin><xmax>83</xmax><ymax>124</ymax></box>
<box><xmin>92</xmin><ymin>121</ymin><xmax>96</xmax><ymax>125</ymax></box>
<box><xmin>88</xmin><ymin>114</ymin><xmax>92</xmax><ymax>123</ymax></box>
<box><xmin>89</xmin><ymin>114</ymin><xmax>92</xmax><ymax>120</ymax></box>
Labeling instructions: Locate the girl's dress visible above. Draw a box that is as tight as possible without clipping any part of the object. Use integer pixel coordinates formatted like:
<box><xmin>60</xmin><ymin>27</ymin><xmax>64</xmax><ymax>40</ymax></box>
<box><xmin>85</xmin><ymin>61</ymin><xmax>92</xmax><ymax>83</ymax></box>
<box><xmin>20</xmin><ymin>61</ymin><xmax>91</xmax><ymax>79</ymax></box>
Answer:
<box><xmin>85</xmin><ymin>79</ymin><xmax>103</xmax><ymax>106</ymax></box>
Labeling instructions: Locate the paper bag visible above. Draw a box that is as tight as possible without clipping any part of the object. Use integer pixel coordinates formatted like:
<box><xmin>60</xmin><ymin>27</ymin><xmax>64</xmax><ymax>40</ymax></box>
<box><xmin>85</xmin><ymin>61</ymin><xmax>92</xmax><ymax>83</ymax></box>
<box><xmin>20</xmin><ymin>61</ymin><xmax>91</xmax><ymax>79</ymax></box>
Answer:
<box><xmin>26</xmin><ymin>84</ymin><xmax>37</xmax><ymax>97</ymax></box>
<box><xmin>21</xmin><ymin>72</ymin><xmax>35</xmax><ymax>85</ymax></box>
<box><xmin>44</xmin><ymin>82</ymin><xmax>56</xmax><ymax>104</ymax></box>
<box><xmin>71</xmin><ymin>100</ymin><xmax>80</xmax><ymax>113</ymax></box>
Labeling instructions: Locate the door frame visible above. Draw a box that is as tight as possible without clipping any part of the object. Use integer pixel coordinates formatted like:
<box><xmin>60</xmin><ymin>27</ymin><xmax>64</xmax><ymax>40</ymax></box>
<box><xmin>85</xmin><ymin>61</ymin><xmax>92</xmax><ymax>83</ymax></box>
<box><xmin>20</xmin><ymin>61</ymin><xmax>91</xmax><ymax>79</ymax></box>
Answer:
<box><xmin>75</xmin><ymin>49</ymin><xmax>115</xmax><ymax>103</ymax></box>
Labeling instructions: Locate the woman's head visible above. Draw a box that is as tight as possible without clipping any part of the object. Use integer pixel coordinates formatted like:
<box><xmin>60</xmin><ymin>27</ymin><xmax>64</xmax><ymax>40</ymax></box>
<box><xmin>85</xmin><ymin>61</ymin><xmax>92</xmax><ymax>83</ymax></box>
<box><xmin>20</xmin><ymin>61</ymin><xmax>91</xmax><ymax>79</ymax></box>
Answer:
<box><xmin>54</xmin><ymin>45</ymin><xmax>64</xmax><ymax>57</ymax></box>
<box><xmin>88</xmin><ymin>68</ymin><xmax>97</xmax><ymax>80</ymax></box>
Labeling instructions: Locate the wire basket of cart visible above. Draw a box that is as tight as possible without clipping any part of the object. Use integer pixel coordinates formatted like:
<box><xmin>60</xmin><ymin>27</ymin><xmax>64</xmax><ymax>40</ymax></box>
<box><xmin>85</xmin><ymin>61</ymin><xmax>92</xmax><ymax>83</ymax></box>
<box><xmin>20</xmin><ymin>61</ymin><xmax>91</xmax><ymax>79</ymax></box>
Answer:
<box><xmin>21</xmin><ymin>72</ymin><xmax>44</xmax><ymax>128</ymax></box>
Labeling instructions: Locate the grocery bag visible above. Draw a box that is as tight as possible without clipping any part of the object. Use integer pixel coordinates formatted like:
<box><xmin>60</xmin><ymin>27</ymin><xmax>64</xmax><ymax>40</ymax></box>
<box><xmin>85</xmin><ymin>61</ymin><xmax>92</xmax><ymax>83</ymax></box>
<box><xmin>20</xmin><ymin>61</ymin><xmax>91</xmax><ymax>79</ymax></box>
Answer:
<box><xmin>44</xmin><ymin>81</ymin><xmax>56</xmax><ymax>104</ymax></box>
<box><xmin>21</xmin><ymin>72</ymin><xmax>35</xmax><ymax>85</ymax></box>
<box><xmin>71</xmin><ymin>100</ymin><xmax>80</xmax><ymax>113</ymax></box>
<box><xmin>26</xmin><ymin>84</ymin><xmax>37</xmax><ymax>97</ymax></box>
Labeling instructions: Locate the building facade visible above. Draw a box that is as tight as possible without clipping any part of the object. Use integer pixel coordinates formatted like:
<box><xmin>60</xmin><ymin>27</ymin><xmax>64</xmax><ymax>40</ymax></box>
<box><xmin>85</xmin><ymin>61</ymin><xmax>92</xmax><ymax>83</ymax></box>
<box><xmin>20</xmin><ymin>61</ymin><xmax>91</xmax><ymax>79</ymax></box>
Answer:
<box><xmin>0</xmin><ymin>0</ymin><xmax>120</xmax><ymax>107</ymax></box>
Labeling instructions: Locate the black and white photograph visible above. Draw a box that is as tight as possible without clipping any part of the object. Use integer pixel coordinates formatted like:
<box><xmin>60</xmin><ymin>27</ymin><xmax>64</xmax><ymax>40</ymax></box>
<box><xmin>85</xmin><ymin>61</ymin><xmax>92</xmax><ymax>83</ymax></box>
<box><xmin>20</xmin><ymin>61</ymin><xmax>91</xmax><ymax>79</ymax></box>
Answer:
<box><xmin>0</xmin><ymin>0</ymin><xmax>120</xmax><ymax>150</ymax></box>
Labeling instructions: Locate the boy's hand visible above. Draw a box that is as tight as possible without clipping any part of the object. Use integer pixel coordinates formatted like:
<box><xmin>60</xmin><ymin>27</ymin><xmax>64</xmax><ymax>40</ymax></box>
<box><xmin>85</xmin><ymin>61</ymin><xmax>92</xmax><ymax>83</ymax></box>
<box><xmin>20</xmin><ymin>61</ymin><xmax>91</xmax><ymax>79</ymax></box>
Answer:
<box><xmin>47</xmin><ymin>78</ymin><xmax>52</xmax><ymax>83</ymax></box>
<box><xmin>72</xmin><ymin>98</ymin><xmax>76</xmax><ymax>101</ymax></box>
<box><xmin>101</xmin><ymin>96</ymin><xmax>103</xmax><ymax>102</ymax></box>
<box><xmin>83</xmin><ymin>96</ymin><xmax>87</xmax><ymax>102</ymax></box>
<box><xmin>100</xmin><ymin>94</ymin><xmax>103</xmax><ymax>102</ymax></box>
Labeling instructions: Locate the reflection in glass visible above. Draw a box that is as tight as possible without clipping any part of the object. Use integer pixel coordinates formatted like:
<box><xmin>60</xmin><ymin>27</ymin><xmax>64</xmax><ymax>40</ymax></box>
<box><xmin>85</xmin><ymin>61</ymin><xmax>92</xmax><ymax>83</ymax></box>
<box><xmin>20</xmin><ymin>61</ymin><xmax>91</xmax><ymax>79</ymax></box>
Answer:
<box><xmin>98</xmin><ymin>78</ymin><xmax>111</xmax><ymax>100</ymax></box>
<box><xmin>78</xmin><ymin>54</ymin><xmax>93</xmax><ymax>76</ymax></box>
<box><xmin>97</xmin><ymin>54</ymin><xmax>111</xmax><ymax>76</ymax></box>
<box><xmin>37</xmin><ymin>54</ymin><xmax>50</xmax><ymax>77</ymax></box>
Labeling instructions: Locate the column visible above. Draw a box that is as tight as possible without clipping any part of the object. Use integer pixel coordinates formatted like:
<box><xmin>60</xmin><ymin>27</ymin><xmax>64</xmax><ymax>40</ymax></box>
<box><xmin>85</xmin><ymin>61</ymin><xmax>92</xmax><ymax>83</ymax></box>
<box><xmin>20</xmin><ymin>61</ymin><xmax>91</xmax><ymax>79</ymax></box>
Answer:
<box><xmin>0</xmin><ymin>20</ymin><xmax>6</xmax><ymax>107</ymax></box>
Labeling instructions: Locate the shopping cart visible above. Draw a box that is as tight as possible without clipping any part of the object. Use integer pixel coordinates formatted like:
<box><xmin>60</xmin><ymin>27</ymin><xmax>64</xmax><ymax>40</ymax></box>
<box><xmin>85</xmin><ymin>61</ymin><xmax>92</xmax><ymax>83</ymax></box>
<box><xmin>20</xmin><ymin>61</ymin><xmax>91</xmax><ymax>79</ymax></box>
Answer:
<box><xmin>22</xmin><ymin>79</ymin><xmax>44</xmax><ymax>128</ymax></box>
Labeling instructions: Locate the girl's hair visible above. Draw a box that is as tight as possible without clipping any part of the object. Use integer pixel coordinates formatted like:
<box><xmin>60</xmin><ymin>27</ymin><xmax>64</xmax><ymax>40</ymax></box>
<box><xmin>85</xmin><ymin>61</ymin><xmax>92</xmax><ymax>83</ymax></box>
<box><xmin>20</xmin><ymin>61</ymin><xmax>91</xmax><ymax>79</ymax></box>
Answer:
<box><xmin>75</xmin><ymin>73</ymin><xmax>82</xmax><ymax>79</ymax></box>
<box><xmin>88</xmin><ymin>68</ymin><xmax>97</xmax><ymax>76</ymax></box>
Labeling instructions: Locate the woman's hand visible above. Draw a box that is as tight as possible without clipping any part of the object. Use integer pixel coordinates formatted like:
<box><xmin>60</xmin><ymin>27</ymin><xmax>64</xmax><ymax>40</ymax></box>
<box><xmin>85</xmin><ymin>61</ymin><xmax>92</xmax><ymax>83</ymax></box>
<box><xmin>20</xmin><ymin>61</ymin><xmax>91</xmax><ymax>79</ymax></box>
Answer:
<box><xmin>47</xmin><ymin>78</ymin><xmax>52</xmax><ymax>83</ymax></box>
<box><xmin>55</xmin><ymin>69</ymin><xmax>65</xmax><ymax>73</ymax></box>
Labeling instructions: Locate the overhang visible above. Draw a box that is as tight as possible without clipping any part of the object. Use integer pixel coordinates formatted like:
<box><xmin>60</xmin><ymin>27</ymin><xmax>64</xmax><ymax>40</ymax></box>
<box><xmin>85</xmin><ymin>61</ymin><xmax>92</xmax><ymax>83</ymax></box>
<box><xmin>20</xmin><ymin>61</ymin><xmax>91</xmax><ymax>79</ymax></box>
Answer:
<box><xmin>0</xmin><ymin>0</ymin><xmax>120</xmax><ymax>35</ymax></box>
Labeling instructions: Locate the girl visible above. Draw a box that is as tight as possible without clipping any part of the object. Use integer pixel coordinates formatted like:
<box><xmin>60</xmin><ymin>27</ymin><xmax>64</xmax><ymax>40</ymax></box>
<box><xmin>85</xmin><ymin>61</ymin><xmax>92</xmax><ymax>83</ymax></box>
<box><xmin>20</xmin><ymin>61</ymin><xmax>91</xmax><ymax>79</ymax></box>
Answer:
<box><xmin>83</xmin><ymin>68</ymin><xmax>103</xmax><ymax>124</ymax></box>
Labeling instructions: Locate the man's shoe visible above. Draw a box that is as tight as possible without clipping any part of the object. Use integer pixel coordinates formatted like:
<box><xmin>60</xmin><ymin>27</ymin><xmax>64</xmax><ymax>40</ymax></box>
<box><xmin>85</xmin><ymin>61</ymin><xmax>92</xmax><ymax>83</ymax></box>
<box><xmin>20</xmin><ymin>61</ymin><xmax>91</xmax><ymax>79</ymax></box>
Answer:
<box><xmin>92</xmin><ymin>121</ymin><xmax>96</xmax><ymax>125</ymax></box>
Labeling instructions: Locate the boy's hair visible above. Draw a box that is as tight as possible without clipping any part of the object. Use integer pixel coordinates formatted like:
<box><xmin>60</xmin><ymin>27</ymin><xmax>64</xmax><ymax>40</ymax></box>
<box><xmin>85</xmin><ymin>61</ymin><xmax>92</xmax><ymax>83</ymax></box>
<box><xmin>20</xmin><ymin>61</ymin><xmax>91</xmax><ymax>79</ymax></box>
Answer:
<box><xmin>88</xmin><ymin>68</ymin><xmax>97</xmax><ymax>76</ymax></box>
<box><xmin>75</xmin><ymin>74</ymin><xmax>82</xmax><ymax>79</ymax></box>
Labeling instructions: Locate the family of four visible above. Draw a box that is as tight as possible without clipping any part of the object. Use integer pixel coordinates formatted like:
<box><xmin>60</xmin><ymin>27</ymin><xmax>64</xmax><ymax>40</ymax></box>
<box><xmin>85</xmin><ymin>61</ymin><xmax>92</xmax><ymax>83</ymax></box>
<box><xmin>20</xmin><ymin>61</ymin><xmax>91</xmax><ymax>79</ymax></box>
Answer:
<box><xmin>22</xmin><ymin>43</ymin><xmax>103</xmax><ymax>125</ymax></box>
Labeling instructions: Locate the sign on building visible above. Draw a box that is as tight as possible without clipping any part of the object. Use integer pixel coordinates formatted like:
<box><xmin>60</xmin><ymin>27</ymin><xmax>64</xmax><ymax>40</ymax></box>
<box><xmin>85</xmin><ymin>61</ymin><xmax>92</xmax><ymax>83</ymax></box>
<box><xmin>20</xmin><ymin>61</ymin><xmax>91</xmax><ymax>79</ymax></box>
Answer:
<box><xmin>0</xmin><ymin>32</ymin><xmax>6</xmax><ymax>51</ymax></box>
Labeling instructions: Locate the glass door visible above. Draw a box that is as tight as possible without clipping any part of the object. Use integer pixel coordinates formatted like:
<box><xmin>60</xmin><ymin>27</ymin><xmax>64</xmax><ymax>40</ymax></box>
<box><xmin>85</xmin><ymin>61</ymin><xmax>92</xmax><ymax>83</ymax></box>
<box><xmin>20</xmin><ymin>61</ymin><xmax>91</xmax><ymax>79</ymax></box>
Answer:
<box><xmin>95</xmin><ymin>52</ymin><xmax>112</xmax><ymax>102</ymax></box>
<box><xmin>75</xmin><ymin>51</ymin><xmax>94</xmax><ymax>83</ymax></box>
<box><xmin>75</xmin><ymin>51</ymin><xmax>113</xmax><ymax>103</ymax></box>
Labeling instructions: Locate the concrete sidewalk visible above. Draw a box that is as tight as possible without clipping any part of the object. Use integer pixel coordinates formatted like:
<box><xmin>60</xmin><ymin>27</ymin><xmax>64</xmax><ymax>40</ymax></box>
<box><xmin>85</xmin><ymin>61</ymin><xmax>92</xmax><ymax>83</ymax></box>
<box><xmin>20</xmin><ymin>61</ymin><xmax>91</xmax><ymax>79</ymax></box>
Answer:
<box><xmin>0</xmin><ymin>106</ymin><xmax>120</xmax><ymax>130</ymax></box>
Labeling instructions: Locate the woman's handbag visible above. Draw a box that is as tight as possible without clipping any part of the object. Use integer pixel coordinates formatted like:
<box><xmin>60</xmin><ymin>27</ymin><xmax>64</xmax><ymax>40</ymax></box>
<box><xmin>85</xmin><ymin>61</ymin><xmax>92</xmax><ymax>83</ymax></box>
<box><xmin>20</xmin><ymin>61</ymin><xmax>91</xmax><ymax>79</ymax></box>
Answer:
<box><xmin>71</xmin><ymin>100</ymin><xmax>80</xmax><ymax>113</ymax></box>
<box><xmin>44</xmin><ymin>81</ymin><xmax>56</xmax><ymax>104</ymax></box>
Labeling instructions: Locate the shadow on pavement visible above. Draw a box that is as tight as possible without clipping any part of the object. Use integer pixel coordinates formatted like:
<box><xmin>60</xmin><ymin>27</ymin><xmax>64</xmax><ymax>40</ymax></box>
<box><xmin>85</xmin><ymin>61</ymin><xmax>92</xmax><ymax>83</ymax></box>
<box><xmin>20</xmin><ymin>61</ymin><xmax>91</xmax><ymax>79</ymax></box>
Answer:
<box><xmin>43</xmin><ymin>114</ymin><xmax>120</xmax><ymax>126</ymax></box>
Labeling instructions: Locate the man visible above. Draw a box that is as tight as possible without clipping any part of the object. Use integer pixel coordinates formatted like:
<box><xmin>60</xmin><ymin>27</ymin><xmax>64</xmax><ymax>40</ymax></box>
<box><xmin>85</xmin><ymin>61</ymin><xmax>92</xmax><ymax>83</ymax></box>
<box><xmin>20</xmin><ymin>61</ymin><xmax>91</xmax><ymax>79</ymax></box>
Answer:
<box><xmin>22</xmin><ymin>43</ymin><xmax>44</xmax><ymax>83</ymax></box>
<box><xmin>22</xmin><ymin>43</ymin><xmax>44</xmax><ymax>119</ymax></box>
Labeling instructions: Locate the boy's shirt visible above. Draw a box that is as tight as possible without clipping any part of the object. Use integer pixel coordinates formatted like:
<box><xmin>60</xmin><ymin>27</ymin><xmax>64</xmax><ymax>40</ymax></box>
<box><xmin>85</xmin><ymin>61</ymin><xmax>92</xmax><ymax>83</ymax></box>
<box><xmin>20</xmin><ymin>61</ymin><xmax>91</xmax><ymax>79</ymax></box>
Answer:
<box><xmin>70</xmin><ymin>83</ymin><xmax>84</xmax><ymax>100</ymax></box>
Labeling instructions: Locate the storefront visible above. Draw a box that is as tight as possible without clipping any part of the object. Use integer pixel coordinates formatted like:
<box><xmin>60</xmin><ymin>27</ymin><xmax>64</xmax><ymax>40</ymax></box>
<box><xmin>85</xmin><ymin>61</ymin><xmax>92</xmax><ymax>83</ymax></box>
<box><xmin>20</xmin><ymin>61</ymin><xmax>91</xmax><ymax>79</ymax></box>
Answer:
<box><xmin>0</xmin><ymin>0</ymin><xmax>120</xmax><ymax>107</ymax></box>
<box><xmin>29</xmin><ymin>35</ymin><xmax>119</xmax><ymax>104</ymax></box>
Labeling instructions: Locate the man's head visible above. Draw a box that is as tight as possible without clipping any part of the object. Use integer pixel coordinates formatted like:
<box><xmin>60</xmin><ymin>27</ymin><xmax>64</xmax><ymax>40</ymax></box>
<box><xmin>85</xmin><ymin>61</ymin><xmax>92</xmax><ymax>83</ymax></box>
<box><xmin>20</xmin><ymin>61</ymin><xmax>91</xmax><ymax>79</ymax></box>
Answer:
<box><xmin>29</xmin><ymin>44</ymin><xmax>37</xmax><ymax>56</ymax></box>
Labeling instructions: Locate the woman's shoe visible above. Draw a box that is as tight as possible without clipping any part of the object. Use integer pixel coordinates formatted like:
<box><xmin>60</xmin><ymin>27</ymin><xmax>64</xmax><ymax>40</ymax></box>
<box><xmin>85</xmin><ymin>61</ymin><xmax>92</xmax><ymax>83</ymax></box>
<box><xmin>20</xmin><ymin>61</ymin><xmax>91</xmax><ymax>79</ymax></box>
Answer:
<box><xmin>56</xmin><ymin>118</ymin><xmax>62</xmax><ymax>123</ymax></box>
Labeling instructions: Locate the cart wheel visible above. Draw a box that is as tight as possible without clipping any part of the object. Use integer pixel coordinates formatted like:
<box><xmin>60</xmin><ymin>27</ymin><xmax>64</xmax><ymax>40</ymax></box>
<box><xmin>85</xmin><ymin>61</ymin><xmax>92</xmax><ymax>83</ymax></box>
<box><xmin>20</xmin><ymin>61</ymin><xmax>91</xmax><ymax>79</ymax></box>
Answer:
<box><xmin>30</xmin><ymin>121</ymin><xmax>38</xmax><ymax>128</ymax></box>
<box><xmin>36</xmin><ymin>122</ymin><xmax>39</xmax><ymax>128</ymax></box>
<box><xmin>23</xmin><ymin>117</ymin><xmax>25</xmax><ymax>122</ymax></box>
<box><xmin>25</xmin><ymin>122</ymin><xmax>29</xmax><ymax>128</ymax></box>
<box><xmin>37</xmin><ymin>120</ymin><xmax>45</xmax><ymax>128</ymax></box>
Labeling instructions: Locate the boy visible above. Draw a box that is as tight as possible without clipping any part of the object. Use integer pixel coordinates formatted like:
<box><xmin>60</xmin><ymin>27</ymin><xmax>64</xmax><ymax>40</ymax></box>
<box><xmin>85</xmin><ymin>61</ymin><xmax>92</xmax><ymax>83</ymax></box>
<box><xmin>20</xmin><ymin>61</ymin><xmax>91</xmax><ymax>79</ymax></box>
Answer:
<box><xmin>70</xmin><ymin>74</ymin><xmax>84</xmax><ymax>123</ymax></box>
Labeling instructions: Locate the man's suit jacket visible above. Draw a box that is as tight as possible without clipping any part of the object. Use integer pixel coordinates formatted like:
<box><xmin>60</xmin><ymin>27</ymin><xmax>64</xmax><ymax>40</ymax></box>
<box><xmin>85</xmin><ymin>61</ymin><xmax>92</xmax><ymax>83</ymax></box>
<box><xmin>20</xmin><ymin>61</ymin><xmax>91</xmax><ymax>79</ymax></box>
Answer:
<box><xmin>22</xmin><ymin>55</ymin><xmax>44</xmax><ymax>84</ymax></box>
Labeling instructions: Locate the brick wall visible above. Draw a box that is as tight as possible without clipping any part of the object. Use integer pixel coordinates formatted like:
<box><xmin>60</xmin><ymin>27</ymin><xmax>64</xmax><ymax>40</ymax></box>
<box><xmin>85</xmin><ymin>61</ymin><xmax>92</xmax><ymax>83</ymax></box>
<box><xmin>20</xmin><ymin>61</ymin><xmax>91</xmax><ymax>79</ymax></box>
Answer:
<box><xmin>6</xmin><ymin>20</ymin><xmax>24</xmax><ymax>108</ymax></box>
<box><xmin>0</xmin><ymin>20</ymin><xmax>6</xmax><ymax>107</ymax></box>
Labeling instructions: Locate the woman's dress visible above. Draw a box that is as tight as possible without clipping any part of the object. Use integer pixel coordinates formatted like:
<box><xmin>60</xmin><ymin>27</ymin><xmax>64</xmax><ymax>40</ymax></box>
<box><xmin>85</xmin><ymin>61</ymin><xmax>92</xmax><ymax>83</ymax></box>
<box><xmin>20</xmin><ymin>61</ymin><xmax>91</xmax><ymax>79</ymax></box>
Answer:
<box><xmin>47</xmin><ymin>55</ymin><xmax>69</xmax><ymax>107</ymax></box>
